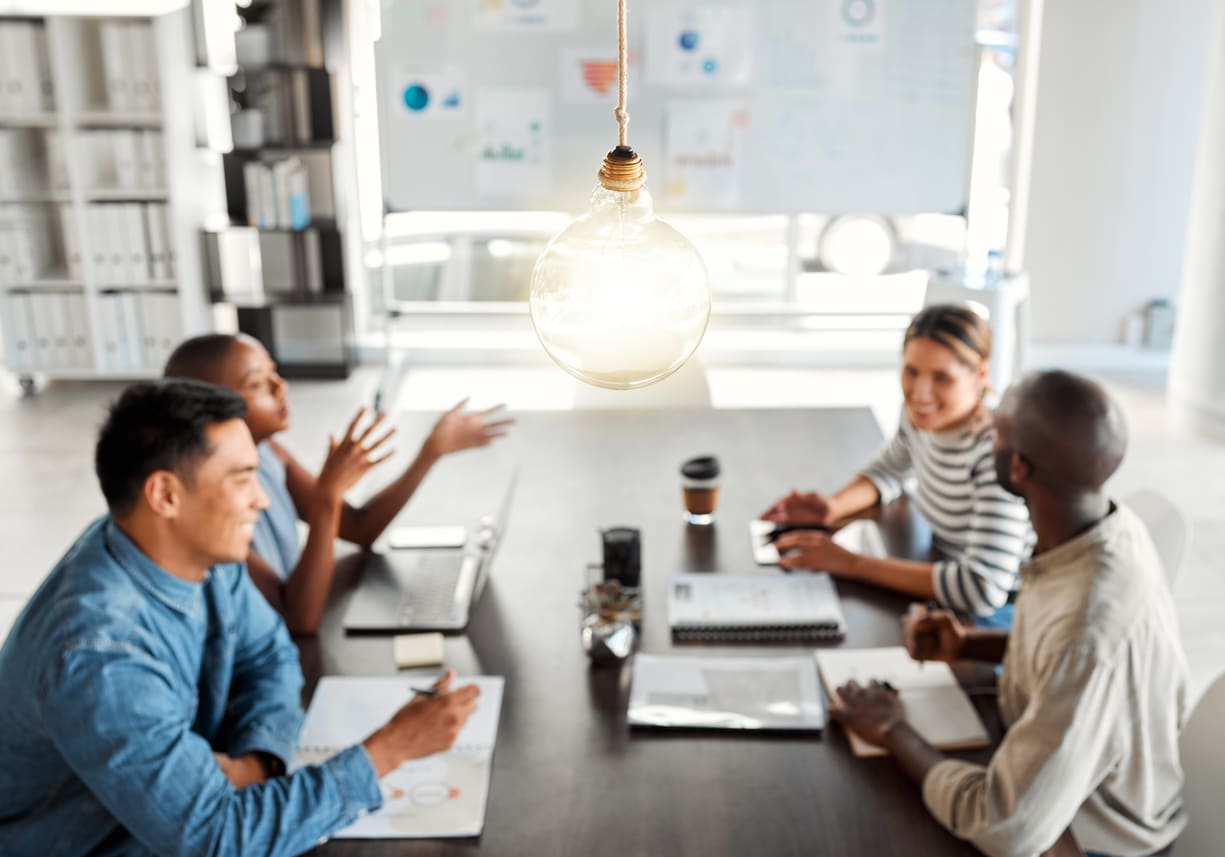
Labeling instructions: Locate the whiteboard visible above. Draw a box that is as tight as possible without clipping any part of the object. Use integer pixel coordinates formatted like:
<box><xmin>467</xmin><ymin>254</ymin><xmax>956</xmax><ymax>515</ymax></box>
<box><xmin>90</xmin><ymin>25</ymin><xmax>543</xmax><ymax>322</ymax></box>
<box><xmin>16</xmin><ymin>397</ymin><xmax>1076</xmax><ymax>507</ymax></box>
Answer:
<box><xmin>375</xmin><ymin>0</ymin><xmax>978</xmax><ymax>215</ymax></box>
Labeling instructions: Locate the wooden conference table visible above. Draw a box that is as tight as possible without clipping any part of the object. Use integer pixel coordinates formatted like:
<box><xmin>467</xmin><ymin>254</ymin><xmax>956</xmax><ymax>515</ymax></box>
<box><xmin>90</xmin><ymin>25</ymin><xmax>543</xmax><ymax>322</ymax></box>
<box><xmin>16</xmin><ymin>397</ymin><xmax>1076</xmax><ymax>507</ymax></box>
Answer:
<box><xmin>298</xmin><ymin>408</ymin><xmax>1002</xmax><ymax>857</ymax></box>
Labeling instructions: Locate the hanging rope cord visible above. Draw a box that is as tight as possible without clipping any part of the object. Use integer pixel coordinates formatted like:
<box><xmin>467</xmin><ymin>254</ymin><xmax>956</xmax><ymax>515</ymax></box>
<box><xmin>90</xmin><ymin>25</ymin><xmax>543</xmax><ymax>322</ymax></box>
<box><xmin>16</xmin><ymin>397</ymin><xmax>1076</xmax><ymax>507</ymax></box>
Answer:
<box><xmin>615</xmin><ymin>0</ymin><xmax>629</xmax><ymax>146</ymax></box>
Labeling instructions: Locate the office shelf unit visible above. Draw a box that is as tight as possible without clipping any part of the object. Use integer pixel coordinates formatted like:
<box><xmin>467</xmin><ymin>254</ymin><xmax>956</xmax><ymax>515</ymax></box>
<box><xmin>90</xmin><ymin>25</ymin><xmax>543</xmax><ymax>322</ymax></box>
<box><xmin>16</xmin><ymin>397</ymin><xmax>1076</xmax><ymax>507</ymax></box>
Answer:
<box><xmin>203</xmin><ymin>0</ymin><xmax>355</xmax><ymax>379</ymax></box>
<box><xmin>0</xmin><ymin>9</ymin><xmax>211</xmax><ymax>392</ymax></box>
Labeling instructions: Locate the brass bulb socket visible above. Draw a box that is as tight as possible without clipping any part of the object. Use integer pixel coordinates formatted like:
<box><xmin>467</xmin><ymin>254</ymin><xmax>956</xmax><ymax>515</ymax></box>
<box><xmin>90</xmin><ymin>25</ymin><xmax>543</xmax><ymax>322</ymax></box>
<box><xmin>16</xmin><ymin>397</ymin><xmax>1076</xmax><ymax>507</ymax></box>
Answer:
<box><xmin>598</xmin><ymin>145</ymin><xmax>646</xmax><ymax>193</ymax></box>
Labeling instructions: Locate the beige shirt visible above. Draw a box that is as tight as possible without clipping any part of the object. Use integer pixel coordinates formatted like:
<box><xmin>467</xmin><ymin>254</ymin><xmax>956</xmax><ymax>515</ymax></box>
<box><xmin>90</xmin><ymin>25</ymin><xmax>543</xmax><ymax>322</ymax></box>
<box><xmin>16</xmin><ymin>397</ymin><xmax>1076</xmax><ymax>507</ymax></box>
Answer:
<box><xmin>922</xmin><ymin>504</ymin><xmax>1188</xmax><ymax>857</ymax></box>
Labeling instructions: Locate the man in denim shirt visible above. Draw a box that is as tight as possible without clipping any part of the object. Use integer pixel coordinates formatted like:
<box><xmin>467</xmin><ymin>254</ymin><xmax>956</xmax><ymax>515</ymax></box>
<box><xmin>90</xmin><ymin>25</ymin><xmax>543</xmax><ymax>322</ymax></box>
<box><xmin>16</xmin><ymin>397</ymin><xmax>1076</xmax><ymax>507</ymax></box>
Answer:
<box><xmin>0</xmin><ymin>380</ymin><xmax>480</xmax><ymax>856</ymax></box>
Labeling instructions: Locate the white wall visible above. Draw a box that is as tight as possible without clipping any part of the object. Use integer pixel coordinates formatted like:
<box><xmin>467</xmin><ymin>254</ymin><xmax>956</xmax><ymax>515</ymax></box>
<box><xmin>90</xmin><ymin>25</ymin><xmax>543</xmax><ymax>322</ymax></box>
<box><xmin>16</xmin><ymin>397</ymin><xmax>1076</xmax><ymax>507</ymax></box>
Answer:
<box><xmin>1169</xmin><ymin>1</ymin><xmax>1225</xmax><ymax>440</ymax></box>
<box><xmin>1022</xmin><ymin>0</ymin><xmax>1218</xmax><ymax>344</ymax></box>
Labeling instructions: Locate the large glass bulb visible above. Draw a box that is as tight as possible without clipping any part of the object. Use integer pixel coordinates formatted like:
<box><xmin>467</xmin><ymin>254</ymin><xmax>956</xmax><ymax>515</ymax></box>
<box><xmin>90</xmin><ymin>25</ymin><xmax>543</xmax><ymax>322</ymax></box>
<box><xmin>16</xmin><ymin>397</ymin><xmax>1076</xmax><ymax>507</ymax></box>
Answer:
<box><xmin>529</xmin><ymin>184</ymin><xmax>711</xmax><ymax>390</ymax></box>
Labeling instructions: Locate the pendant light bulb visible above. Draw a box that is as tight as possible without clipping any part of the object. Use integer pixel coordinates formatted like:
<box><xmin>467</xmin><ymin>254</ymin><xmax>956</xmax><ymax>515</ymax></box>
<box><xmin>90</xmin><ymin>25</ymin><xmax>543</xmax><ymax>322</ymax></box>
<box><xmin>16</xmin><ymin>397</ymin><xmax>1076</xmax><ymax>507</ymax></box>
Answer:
<box><xmin>529</xmin><ymin>148</ymin><xmax>711</xmax><ymax>390</ymax></box>
<box><xmin>529</xmin><ymin>0</ymin><xmax>710</xmax><ymax>390</ymax></box>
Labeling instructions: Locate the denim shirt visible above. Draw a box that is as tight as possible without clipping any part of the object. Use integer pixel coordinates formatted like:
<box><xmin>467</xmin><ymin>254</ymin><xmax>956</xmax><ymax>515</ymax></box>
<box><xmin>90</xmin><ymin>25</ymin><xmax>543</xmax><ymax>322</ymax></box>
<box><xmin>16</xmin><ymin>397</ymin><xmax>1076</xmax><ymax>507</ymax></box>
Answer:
<box><xmin>0</xmin><ymin>517</ymin><xmax>383</xmax><ymax>856</ymax></box>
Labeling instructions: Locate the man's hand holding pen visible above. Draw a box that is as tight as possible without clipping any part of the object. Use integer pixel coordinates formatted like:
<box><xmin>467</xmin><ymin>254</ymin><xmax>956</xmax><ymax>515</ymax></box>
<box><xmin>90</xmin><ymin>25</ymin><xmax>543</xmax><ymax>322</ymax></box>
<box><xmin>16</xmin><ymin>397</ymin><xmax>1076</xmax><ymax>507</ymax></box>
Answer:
<box><xmin>902</xmin><ymin>601</ymin><xmax>965</xmax><ymax>664</ymax></box>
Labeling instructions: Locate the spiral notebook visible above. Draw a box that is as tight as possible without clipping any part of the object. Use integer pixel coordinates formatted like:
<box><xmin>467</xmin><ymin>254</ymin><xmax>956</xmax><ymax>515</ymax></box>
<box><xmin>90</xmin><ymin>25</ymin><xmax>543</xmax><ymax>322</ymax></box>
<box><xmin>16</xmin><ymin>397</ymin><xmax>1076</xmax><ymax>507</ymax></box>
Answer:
<box><xmin>291</xmin><ymin>675</ymin><xmax>504</xmax><ymax>839</ymax></box>
<box><xmin>667</xmin><ymin>572</ymin><xmax>847</xmax><ymax>641</ymax></box>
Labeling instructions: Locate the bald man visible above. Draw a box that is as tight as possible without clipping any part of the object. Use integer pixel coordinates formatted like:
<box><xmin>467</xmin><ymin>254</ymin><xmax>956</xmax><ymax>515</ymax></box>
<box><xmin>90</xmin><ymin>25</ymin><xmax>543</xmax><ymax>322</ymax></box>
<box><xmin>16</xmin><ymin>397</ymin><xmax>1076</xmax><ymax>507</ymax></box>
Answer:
<box><xmin>832</xmin><ymin>371</ymin><xmax>1187</xmax><ymax>857</ymax></box>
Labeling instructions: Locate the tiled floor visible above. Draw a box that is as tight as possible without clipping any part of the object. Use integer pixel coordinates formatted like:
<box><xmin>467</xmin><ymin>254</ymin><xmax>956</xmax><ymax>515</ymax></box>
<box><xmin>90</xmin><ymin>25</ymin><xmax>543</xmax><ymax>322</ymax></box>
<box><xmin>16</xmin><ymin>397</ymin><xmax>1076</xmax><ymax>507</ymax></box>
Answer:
<box><xmin>2</xmin><ymin>363</ymin><xmax>1221</xmax><ymax>703</ymax></box>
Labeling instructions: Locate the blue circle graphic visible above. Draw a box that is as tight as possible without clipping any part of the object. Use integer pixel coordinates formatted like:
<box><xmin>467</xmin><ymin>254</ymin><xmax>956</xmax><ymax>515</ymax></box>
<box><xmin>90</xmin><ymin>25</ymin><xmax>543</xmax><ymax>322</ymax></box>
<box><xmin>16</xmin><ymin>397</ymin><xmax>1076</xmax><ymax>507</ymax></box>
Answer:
<box><xmin>702</xmin><ymin>58</ymin><xmax>718</xmax><ymax>75</ymax></box>
<box><xmin>678</xmin><ymin>30</ymin><xmax>699</xmax><ymax>51</ymax></box>
<box><xmin>842</xmin><ymin>0</ymin><xmax>875</xmax><ymax>28</ymax></box>
<box><xmin>403</xmin><ymin>84</ymin><xmax>430</xmax><ymax>112</ymax></box>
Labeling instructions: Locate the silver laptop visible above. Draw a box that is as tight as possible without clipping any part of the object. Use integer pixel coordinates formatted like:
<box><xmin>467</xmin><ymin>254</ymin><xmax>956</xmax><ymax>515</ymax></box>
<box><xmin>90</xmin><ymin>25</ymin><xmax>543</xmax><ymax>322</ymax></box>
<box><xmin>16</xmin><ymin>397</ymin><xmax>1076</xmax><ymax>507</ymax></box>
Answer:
<box><xmin>343</xmin><ymin>474</ymin><xmax>516</xmax><ymax>633</ymax></box>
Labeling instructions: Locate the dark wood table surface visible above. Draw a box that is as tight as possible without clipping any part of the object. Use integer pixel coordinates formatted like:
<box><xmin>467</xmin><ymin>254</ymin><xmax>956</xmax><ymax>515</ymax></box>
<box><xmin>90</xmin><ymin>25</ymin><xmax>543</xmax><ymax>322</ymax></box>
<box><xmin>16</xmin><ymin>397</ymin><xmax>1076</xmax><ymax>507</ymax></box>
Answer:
<box><xmin>297</xmin><ymin>408</ymin><xmax>1001</xmax><ymax>857</ymax></box>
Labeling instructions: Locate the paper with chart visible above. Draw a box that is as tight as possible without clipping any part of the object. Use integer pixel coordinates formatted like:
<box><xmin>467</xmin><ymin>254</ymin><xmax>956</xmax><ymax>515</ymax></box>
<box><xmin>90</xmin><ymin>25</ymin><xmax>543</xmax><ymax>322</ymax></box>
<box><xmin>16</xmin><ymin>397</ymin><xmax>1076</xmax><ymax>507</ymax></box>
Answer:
<box><xmin>292</xmin><ymin>676</ymin><xmax>504</xmax><ymax>838</ymax></box>
<box><xmin>474</xmin><ymin>88</ymin><xmax>550</xmax><ymax>197</ymax></box>
<box><xmin>629</xmin><ymin>654</ymin><xmax>825</xmax><ymax>731</ymax></box>
<box><xmin>645</xmin><ymin>5</ymin><xmax>754</xmax><ymax>87</ymax></box>
<box><xmin>663</xmin><ymin>99</ymin><xmax>749</xmax><ymax>207</ymax></box>
<box><xmin>388</xmin><ymin>64</ymin><xmax>467</xmax><ymax>120</ymax></box>
<box><xmin>473</xmin><ymin>0</ymin><xmax>577</xmax><ymax>32</ymax></box>
<box><xmin>815</xmin><ymin>647</ymin><xmax>988</xmax><ymax>757</ymax></box>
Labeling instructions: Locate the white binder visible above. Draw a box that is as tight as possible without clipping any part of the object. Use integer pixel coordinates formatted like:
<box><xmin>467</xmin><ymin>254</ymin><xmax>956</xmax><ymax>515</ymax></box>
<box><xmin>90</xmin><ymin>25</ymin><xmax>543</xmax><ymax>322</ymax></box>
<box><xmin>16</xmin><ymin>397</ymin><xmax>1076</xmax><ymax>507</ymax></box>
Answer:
<box><xmin>47</xmin><ymin>292</ymin><xmax>74</xmax><ymax>370</ymax></box>
<box><xmin>58</xmin><ymin>203</ymin><xmax>82</xmax><ymax>281</ymax></box>
<box><xmin>28</xmin><ymin>292</ymin><xmax>55</xmax><ymax>370</ymax></box>
<box><xmin>99</xmin><ymin>22</ymin><xmax>131</xmax><ymax>113</ymax></box>
<box><xmin>113</xmin><ymin>131</ymin><xmax>139</xmax><ymax>190</ymax></box>
<box><xmin>86</xmin><ymin>206</ymin><xmax>112</xmax><ymax>285</ymax></box>
<box><xmin>123</xmin><ymin>204</ymin><xmax>148</xmax><ymax>284</ymax></box>
<box><xmin>144</xmin><ymin>204</ymin><xmax>169</xmax><ymax>281</ymax></box>
<box><xmin>65</xmin><ymin>292</ymin><xmax>92</xmax><ymax>369</ymax></box>
<box><xmin>33</xmin><ymin>24</ymin><xmax>53</xmax><ymax>112</ymax></box>
<box><xmin>1</xmin><ymin>292</ymin><xmax>37</xmax><ymax>372</ymax></box>
<box><xmin>96</xmin><ymin>292</ymin><xmax>122</xmax><ymax>371</ymax></box>
<box><xmin>118</xmin><ymin>291</ymin><xmax>143</xmax><ymax>369</ymax></box>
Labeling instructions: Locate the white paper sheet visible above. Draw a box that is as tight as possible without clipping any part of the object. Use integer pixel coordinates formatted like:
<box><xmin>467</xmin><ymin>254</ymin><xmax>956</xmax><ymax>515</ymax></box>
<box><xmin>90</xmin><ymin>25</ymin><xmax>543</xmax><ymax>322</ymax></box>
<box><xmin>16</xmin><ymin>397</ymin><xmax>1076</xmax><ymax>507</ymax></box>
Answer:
<box><xmin>388</xmin><ymin>526</ymin><xmax>468</xmax><ymax>549</ymax></box>
<box><xmin>292</xmin><ymin>676</ymin><xmax>504</xmax><ymax>839</ymax></box>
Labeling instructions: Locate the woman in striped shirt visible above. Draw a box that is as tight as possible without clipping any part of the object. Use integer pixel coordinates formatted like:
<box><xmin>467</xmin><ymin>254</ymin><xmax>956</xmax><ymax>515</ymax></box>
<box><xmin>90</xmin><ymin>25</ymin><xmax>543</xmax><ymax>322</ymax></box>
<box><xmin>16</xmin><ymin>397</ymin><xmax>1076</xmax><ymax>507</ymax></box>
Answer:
<box><xmin>761</xmin><ymin>304</ymin><xmax>1031</xmax><ymax>628</ymax></box>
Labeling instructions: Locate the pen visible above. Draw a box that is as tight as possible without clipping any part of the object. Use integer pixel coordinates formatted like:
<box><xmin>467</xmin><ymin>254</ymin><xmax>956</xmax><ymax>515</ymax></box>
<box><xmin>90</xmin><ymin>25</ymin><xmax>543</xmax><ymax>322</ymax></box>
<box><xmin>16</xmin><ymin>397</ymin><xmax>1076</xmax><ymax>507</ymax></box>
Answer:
<box><xmin>764</xmin><ymin>523</ymin><xmax>830</xmax><ymax>544</ymax></box>
<box><xmin>409</xmin><ymin>686</ymin><xmax>438</xmax><ymax>697</ymax></box>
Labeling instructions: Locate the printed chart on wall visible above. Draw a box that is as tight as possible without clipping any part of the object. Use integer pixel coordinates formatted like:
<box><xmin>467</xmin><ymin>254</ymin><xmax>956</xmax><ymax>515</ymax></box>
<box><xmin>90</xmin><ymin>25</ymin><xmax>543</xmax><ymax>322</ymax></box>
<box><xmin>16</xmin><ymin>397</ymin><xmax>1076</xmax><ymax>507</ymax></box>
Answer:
<box><xmin>473</xmin><ymin>0</ymin><xmax>579</xmax><ymax>32</ymax></box>
<box><xmin>645</xmin><ymin>5</ymin><xmax>754</xmax><ymax>87</ymax></box>
<box><xmin>475</xmin><ymin>88</ymin><xmax>551</xmax><ymax>198</ymax></box>
<box><xmin>664</xmin><ymin>99</ymin><xmax>749</xmax><ymax>207</ymax></box>
<box><xmin>376</xmin><ymin>0</ymin><xmax>977</xmax><ymax>213</ymax></box>
<box><xmin>389</xmin><ymin>64</ymin><xmax>467</xmax><ymax>121</ymax></box>
<box><xmin>560</xmin><ymin>45</ymin><xmax>638</xmax><ymax>104</ymax></box>
<box><xmin>292</xmin><ymin>676</ymin><xmax>505</xmax><ymax>839</ymax></box>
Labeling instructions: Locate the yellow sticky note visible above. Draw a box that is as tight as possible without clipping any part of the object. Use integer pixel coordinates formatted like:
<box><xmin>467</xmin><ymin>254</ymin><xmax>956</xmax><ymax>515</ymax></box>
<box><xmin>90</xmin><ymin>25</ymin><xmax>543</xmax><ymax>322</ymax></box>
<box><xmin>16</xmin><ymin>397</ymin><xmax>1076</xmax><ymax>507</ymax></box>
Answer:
<box><xmin>393</xmin><ymin>632</ymin><xmax>445</xmax><ymax>669</ymax></box>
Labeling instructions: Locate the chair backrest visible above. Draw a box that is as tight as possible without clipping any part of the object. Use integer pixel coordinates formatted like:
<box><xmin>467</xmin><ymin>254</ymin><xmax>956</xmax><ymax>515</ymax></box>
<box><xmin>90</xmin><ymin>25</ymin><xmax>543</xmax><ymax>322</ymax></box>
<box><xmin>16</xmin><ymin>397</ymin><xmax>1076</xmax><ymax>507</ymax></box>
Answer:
<box><xmin>1178</xmin><ymin>672</ymin><xmax>1225</xmax><ymax>855</ymax></box>
<box><xmin>1124</xmin><ymin>489</ymin><xmax>1189</xmax><ymax>590</ymax></box>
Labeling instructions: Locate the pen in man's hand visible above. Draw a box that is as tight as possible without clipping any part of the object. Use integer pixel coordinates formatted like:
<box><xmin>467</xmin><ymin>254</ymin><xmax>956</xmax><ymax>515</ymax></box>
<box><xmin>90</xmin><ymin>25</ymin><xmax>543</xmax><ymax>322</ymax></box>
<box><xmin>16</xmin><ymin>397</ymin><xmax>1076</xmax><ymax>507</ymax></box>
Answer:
<box><xmin>409</xmin><ymin>686</ymin><xmax>438</xmax><ymax>698</ymax></box>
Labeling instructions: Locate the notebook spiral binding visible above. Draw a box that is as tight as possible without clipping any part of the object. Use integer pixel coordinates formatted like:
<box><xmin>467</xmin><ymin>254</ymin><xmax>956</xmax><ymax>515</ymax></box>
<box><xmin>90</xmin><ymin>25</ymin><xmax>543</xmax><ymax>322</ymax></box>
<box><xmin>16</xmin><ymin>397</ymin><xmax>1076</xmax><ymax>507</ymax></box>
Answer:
<box><xmin>672</xmin><ymin>624</ymin><xmax>845</xmax><ymax>642</ymax></box>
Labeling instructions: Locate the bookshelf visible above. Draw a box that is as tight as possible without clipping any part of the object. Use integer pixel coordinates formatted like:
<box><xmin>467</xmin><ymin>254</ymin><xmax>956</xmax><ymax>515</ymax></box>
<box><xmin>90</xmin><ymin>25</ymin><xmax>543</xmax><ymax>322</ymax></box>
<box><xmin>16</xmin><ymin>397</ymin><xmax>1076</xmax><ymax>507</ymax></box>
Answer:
<box><xmin>0</xmin><ymin>9</ymin><xmax>211</xmax><ymax>393</ymax></box>
<box><xmin>203</xmin><ymin>0</ymin><xmax>354</xmax><ymax>379</ymax></box>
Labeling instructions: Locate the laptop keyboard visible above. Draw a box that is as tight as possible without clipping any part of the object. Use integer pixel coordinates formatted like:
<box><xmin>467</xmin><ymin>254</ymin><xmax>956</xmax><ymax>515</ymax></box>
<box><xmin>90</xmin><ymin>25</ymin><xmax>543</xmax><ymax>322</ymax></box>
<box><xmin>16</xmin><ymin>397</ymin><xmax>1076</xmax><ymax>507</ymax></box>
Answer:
<box><xmin>396</xmin><ymin>562</ymin><xmax>462</xmax><ymax>624</ymax></box>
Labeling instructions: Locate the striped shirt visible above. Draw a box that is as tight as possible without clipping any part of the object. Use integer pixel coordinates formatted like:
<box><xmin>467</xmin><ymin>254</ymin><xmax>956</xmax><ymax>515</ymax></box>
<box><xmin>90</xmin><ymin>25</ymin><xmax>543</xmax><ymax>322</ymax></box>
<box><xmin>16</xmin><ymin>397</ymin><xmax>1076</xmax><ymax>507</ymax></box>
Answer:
<box><xmin>861</xmin><ymin>414</ymin><xmax>1032</xmax><ymax>617</ymax></box>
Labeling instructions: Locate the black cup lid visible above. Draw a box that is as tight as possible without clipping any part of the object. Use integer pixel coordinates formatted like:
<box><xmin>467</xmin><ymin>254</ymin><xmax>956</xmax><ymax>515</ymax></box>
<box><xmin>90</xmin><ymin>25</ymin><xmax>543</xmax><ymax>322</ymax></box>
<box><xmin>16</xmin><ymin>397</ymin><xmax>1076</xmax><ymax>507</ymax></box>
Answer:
<box><xmin>602</xmin><ymin>526</ymin><xmax>639</xmax><ymax>542</ymax></box>
<box><xmin>680</xmin><ymin>456</ymin><xmax>720</xmax><ymax>479</ymax></box>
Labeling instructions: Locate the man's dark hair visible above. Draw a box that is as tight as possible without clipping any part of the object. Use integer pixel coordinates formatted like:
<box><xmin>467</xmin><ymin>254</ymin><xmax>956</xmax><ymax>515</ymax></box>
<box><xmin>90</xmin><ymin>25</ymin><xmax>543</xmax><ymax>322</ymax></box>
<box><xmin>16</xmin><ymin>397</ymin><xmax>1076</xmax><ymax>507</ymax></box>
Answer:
<box><xmin>95</xmin><ymin>380</ymin><xmax>247</xmax><ymax>515</ymax></box>
<box><xmin>163</xmin><ymin>333</ymin><xmax>240</xmax><ymax>382</ymax></box>
<box><xmin>1003</xmin><ymin>370</ymin><xmax>1128</xmax><ymax>492</ymax></box>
